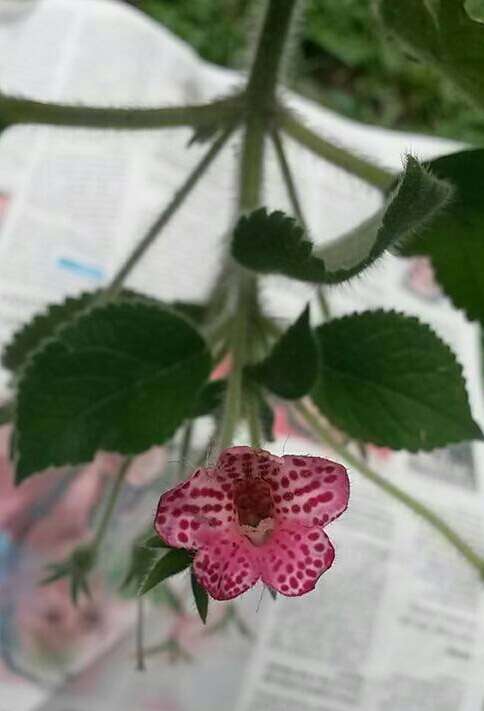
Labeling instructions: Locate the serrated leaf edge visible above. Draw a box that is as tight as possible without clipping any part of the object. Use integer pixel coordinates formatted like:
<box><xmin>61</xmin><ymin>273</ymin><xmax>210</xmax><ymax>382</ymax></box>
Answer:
<box><xmin>14</xmin><ymin>297</ymin><xmax>211</xmax><ymax>479</ymax></box>
<box><xmin>312</xmin><ymin>308</ymin><xmax>483</xmax><ymax>451</ymax></box>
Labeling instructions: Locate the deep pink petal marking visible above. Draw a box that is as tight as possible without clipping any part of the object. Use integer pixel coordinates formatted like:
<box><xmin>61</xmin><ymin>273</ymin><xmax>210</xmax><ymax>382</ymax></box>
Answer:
<box><xmin>155</xmin><ymin>467</ymin><xmax>236</xmax><ymax>548</ymax></box>
<box><xmin>265</xmin><ymin>454</ymin><xmax>349</xmax><ymax>528</ymax></box>
<box><xmin>192</xmin><ymin>530</ymin><xmax>260</xmax><ymax>601</ymax></box>
<box><xmin>215</xmin><ymin>446</ymin><xmax>281</xmax><ymax>483</ymax></box>
<box><xmin>259</xmin><ymin>525</ymin><xmax>335</xmax><ymax>597</ymax></box>
<box><xmin>154</xmin><ymin>446</ymin><xmax>349</xmax><ymax>600</ymax></box>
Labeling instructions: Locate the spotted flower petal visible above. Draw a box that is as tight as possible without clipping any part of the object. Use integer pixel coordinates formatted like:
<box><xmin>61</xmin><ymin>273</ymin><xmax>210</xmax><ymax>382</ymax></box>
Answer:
<box><xmin>153</xmin><ymin>446</ymin><xmax>349</xmax><ymax>601</ymax></box>
<box><xmin>192</xmin><ymin>530</ymin><xmax>259</xmax><ymax>600</ymax></box>
<box><xmin>215</xmin><ymin>446</ymin><xmax>281</xmax><ymax>482</ymax></box>
<box><xmin>265</xmin><ymin>454</ymin><xmax>349</xmax><ymax>528</ymax></box>
<box><xmin>155</xmin><ymin>467</ymin><xmax>236</xmax><ymax>549</ymax></box>
<box><xmin>260</xmin><ymin>525</ymin><xmax>334</xmax><ymax>596</ymax></box>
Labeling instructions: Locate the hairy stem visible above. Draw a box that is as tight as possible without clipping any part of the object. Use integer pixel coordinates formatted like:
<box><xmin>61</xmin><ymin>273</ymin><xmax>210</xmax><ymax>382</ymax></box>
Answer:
<box><xmin>295</xmin><ymin>401</ymin><xmax>484</xmax><ymax>578</ymax></box>
<box><xmin>246</xmin><ymin>388</ymin><xmax>263</xmax><ymax>449</ymax></box>
<box><xmin>217</xmin><ymin>275</ymin><xmax>253</xmax><ymax>450</ymax></box>
<box><xmin>279</xmin><ymin>108</ymin><xmax>395</xmax><ymax>192</ymax></box>
<box><xmin>106</xmin><ymin>124</ymin><xmax>236</xmax><ymax>296</ymax></box>
<box><xmin>245</xmin><ymin>0</ymin><xmax>299</xmax><ymax>112</ymax></box>
<box><xmin>217</xmin><ymin>0</ymin><xmax>297</xmax><ymax>451</ymax></box>
<box><xmin>270</xmin><ymin>128</ymin><xmax>305</xmax><ymax>225</ymax></box>
<box><xmin>0</xmin><ymin>93</ymin><xmax>241</xmax><ymax>130</ymax></box>
<box><xmin>177</xmin><ymin>422</ymin><xmax>194</xmax><ymax>480</ymax></box>
<box><xmin>93</xmin><ymin>457</ymin><xmax>132</xmax><ymax>552</ymax></box>
<box><xmin>271</xmin><ymin>127</ymin><xmax>330</xmax><ymax>320</ymax></box>
<box><xmin>136</xmin><ymin>598</ymin><xmax>146</xmax><ymax>672</ymax></box>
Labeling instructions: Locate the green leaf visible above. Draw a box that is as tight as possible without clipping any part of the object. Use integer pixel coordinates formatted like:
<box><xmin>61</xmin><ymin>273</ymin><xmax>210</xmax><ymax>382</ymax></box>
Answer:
<box><xmin>15</xmin><ymin>299</ymin><xmax>211</xmax><ymax>480</ymax></box>
<box><xmin>318</xmin><ymin>156</ymin><xmax>453</xmax><ymax>280</ymax></box>
<box><xmin>171</xmin><ymin>301</ymin><xmax>206</xmax><ymax>325</ymax></box>
<box><xmin>0</xmin><ymin>400</ymin><xmax>13</xmax><ymax>426</ymax></box>
<box><xmin>142</xmin><ymin>533</ymin><xmax>173</xmax><ymax>550</ymax></box>
<box><xmin>2</xmin><ymin>291</ymin><xmax>202</xmax><ymax>376</ymax></box>
<box><xmin>122</xmin><ymin>542</ymin><xmax>161</xmax><ymax>591</ymax></box>
<box><xmin>248</xmin><ymin>306</ymin><xmax>318</xmax><ymax>399</ymax></box>
<box><xmin>190</xmin><ymin>379</ymin><xmax>226</xmax><ymax>418</ymax></box>
<box><xmin>232</xmin><ymin>208</ymin><xmax>322</xmax><ymax>281</ymax></box>
<box><xmin>231</xmin><ymin>159</ymin><xmax>451</xmax><ymax>284</ymax></box>
<box><xmin>191</xmin><ymin>570</ymin><xmax>209</xmax><ymax>623</ymax></box>
<box><xmin>122</xmin><ymin>528</ymin><xmax>173</xmax><ymax>591</ymax></box>
<box><xmin>399</xmin><ymin>149</ymin><xmax>484</xmax><ymax>325</ymax></box>
<box><xmin>378</xmin><ymin>0</ymin><xmax>484</xmax><ymax>112</ymax></box>
<box><xmin>2</xmin><ymin>291</ymin><xmax>96</xmax><ymax>374</ymax></box>
<box><xmin>138</xmin><ymin>549</ymin><xmax>193</xmax><ymax>595</ymax></box>
<box><xmin>311</xmin><ymin>310</ymin><xmax>482</xmax><ymax>451</ymax></box>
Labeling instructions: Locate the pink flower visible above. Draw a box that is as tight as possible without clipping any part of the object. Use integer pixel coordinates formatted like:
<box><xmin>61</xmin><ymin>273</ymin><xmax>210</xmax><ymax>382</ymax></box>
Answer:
<box><xmin>154</xmin><ymin>446</ymin><xmax>349</xmax><ymax>600</ymax></box>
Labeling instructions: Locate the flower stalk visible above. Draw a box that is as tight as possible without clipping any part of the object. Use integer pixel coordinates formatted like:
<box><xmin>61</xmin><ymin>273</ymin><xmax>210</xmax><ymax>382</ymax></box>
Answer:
<box><xmin>93</xmin><ymin>457</ymin><xmax>132</xmax><ymax>552</ymax></box>
<box><xmin>217</xmin><ymin>0</ymin><xmax>298</xmax><ymax>452</ymax></box>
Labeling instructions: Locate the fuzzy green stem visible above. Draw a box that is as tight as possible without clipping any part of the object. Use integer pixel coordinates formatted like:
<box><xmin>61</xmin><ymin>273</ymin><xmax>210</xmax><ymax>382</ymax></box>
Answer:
<box><xmin>93</xmin><ymin>457</ymin><xmax>132</xmax><ymax>552</ymax></box>
<box><xmin>105</xmin><ymin>124</ymin><xmax>235</xmax><ymax>297</ymax></box>
<box><xmin>239</xmin><ymin>116</ymin><xmax>266</xmax><ymax>212</ymax></box>
<box><xmin>295</xmin><ymin>401</ymin><xmax>484</xmax><ymax>579</ymax></box>
<box><xmin>316</xmin><ymin>287</ymin><xmax>331</xmax><ymax>321</ymax></box>
<box><xmin>219</xmin><ymin>110</ymin><xmax>264</xmax><ymax>447</ymax></box>
<box><xmin>246</xmin><ymin>389</ymin><xmax>263</xmax><ymax>449</ymax></box>
<box><xmin>0</xmin><ymin>93</ymin><xmax>241</xmax><ymax>131</ymax></box>
<box><xmin>270</xmin><ymin>128</ymin><xmax>305</xmax><ymax>225</ymax></box>
<box><xmin>239</xmin><ymin>0</ymin><xmax>299</xmax><ymax>210</ymax></box>
<box><xmin>279</xmin><ymin>108</ymin><xmax>395</xmax><ymax>192</ymax></box>
<box><xmin>245</xmin><ymin>0</ymin><xmax>299</xmax><ymax>112</ymax></box>
<box><xmin>136</xmin><ymin>598</ymin><xmax>146</xmax><ymax>672</ymax></box>
<box><xmin>217</xmin><ymin>1</ymin><xmax>297</xmax><ymax>451</ymax></box>
<box><xmin>217</xmin><ymin>276</ymin><xmax>252</xmax><ymax>451</ymax></box>
<box><xmin>177</xmin><ymin>422</ymin><xmax>194</xmax><ymax>480</ymax></box>
<box><xmin>270</xmin><ymin>127</ymin><xmax>330</xmax><ymax>320</ymax></box>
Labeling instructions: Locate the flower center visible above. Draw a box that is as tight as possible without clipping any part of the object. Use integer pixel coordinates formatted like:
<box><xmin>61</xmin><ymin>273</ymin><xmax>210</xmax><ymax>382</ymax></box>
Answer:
<box><xmin>234</xmin><ymin>478</ymin><xmax>275</xmax><ymax>545</ymax></box>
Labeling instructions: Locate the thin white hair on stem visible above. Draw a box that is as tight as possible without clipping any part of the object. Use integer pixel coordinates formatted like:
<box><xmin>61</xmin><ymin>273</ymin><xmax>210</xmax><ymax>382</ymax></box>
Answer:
<box><xmin>204</xmin><ymin>437</ymin><xmax>216</xmax><ymax>467</ymax></box>
<box><xmin>256</xmin><ymin>584</ymin><xmax>267</xmax><ymax>613</ymax></box>
<box><xmin>282</xmin><ymin>434</ymin><xmax>290</xmax><ymax>456</ymax></box>
<box><xmin>170</xmin><ymin>456</ymin><xmax>200</xmax><ymax>471</ymax></box>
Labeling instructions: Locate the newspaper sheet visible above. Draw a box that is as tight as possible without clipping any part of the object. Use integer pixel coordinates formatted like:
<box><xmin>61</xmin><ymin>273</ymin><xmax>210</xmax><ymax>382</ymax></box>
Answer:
<box><xmin>0</xmin><ymin>1</ymin><xmax>483</xmax><ymax>710</ymax></box>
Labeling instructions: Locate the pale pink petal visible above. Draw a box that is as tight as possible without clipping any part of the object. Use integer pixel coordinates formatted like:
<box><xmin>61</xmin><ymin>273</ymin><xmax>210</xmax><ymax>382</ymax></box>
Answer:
<box><xmin>193</xmin><ymin>530</ymin><xmax>260</xmax><ymax>600</ymax></box>
<box><xmin>259</xmin><ymin>525</ymin><xmax>334</xmax><ymax>596</ymax></box>
<box><xmin>215</xmin><ymin>446</ymin><xmax>281</xmax><ymax>482</ymax></box>
<box><xmin>155</xmin><ymin>468</ymin><xmax>236</xmax><ymax>549</ymax></box>
<box><xmin>264</xmin><ymin>455</ymin><xmax>349</xmax><ymax>528</ymax></box>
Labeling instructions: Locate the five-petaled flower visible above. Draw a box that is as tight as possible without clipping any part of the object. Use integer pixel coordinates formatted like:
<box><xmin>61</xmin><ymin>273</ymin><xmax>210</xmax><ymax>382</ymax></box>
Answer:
<box><xmin>154</xmin><ymin>446</ymin><xmax>349</xmax><ymax>600</ymax></box>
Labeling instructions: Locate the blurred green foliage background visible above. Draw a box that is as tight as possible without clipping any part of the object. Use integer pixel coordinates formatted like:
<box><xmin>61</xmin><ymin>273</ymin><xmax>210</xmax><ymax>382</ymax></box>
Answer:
<box><xmin>126</xmin><ymin>0</ymin><xmax>484</xmax><ymax>144</ymax></box>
